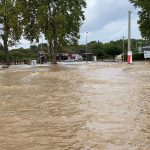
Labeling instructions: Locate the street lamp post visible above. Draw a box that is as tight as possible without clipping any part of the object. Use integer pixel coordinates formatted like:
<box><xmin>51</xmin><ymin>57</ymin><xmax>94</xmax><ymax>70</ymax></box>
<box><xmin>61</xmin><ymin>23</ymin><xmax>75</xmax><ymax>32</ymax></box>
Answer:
<box><xmin>86</xmin><ymin>32</ymin><xmax>88</xmax><ymax>63</ymax></box>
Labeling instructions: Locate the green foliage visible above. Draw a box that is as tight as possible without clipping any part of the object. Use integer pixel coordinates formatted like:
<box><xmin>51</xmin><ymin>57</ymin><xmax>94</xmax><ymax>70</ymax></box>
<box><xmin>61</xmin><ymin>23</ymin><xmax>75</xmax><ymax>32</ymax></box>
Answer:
<box><xmin>8</xmin><ymin>47</ymin><xmax>38</xmax><ymax>61</ymax></box>
<box><xmin>96</xmin><ymin>49</ymin><xmax>106</xmax><ymax>60</ymax></box>
<box><xmin>0</xmin><ymin>44</ymin><xmax>4</xmax><ymax>51</ymax></box>
<box><xmin>0</xmin><ymin>0</ymin><xmax>23</xmax><ymax>63</ymax></box>
<box><xmin>66</xmin><ymin>44</ymin><xmax>79</xmax><ymax>53</ymax></box>
<box><xmin>65</xmin><ymin>39</ymin><xmax>149</xmax><ymax>61</ymax></box>
<box><xmin>132</xmin><ymin>53</ymin><xmax>144</xmax><ymax>60</ymax></box>
<box><xmin>38</xmin><ymin>43</ymin><xmax>48</xmax><ymax>53</ymax></box>
<box><xmin>30</xmin><ymin>45</ymin><xmax>38</xmax><ymax>51</ymax></box>
<box><xmin>17</xmin><ymin>0</ymin><xmax>86</xmax><ymax>63</ymax></box>
<box><xmin>0</xmin><ymin>51</ymin><xmax>5</xmax><ymax>61</ymax></box>
<box><xmin>0</xmin><ymin>0</ymin><xmax>23</xmax><ymax>45</ymax></box>
<box><xmin>87</xmin><ymin>41</ymin><xmax>106</xmax><ymax>60</ymax></box>
<box><xmin>88</xmin><ymin>41</ymin><xmax>100</xmax><ymax>50</ymax></box>
<box><xmin>129</xmin><ymin>0</ymin><xmax>150</xmax><ymax>40</ymax></box>
<box><xmin>1</xmin><ymin>38</ymin><xmax>148</xmax><ymax>62</ymax></box>
<box><xmin>104</xmin><ymin>43</ymin><xmax>123</xmax><ymax>60</ymax></box>
<box><xmin>78</xmin><ymin>44</ymin><xmax>86</xmax><ymax>54</ymax></box>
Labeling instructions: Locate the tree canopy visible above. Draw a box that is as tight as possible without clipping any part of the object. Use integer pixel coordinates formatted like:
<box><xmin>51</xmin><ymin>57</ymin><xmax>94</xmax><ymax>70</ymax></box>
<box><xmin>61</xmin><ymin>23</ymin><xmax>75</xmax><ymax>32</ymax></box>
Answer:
<box><xmin>104</xmin><ymin>44</ymin><xmax>122</xmax><ymax>60</ymax></box>
<box><xmin>0</xmin><ymin>0</ymin><xmax>86</xmax><ymax>64</ymax></box>
<box><xmin>129</xmin><ymin>0</ymin><xmax>150</xmax><ymax>40</ymax></box>
<box><xmin>16</xmin><ymin>0</ymin><xmax>86</xmax><ymax>64</ymax></box>
<box><xmin>0</xmin><ymin>0</ymin><xmax>23</xmax><ymax>62</ymax></box>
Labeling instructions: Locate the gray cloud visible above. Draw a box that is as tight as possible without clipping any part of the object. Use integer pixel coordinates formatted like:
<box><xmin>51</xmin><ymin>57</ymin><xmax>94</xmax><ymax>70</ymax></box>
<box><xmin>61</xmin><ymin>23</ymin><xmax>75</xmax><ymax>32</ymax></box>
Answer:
<box><xmin>1</xmin><ymin>0</ymin><xmax>141</xmax><ymax>49</ymax></box>
<box><xmin>79</xmin><ymin>0</ymin><xmax>141</xmax><ymax>44</ymax></box>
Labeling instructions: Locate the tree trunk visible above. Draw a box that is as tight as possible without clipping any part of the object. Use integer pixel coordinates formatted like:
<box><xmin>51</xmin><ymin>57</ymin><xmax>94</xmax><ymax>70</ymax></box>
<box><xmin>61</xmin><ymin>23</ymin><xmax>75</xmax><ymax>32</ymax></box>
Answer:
<box><xmin>48</xmin><ymin>40</ymin><xmax>52</xmax><ymax>63</ymax></box>
<box><xmin>113</xmin><ymin>55</ymin><xmax>115</xmax><ymax>61</ymax></box>
<box><xmin>3</xmin><ymin>39</ymin><xmax>9</xmax><ymax>65</ymax></box>
<box><xmin>50</xmin><ymin>40</ymin><xmax>57</xmax><ymax>64</ymax></box>
<box><xmin>51</xmin><ymin>41</ymin><xmax>54</xmax><ymax>64</ymax></box>
<box><xmin>52</xmin><ymin>38</ymin><xmax>57</xmax><ymax>64</ymax></box>
<box><xmin>51</xmin><ymin>23</ymin><xmax>57</xmax><ymax>64</ymax></box>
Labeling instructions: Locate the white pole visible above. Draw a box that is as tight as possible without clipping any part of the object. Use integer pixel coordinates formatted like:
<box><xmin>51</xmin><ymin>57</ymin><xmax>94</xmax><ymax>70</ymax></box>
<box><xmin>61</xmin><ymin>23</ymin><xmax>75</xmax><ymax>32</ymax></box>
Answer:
<box><xmin>86</xmin><ymin>32</ymin><xmax>88</xmax><ymax>63</ymax></box>
<box><xmin>128</xmin><ymin>11</ymin><xmax>131</xmax><ymax>52</ymax></box>
<box><xmin>128</xmin><ymin>11</ymin><xmax>132</xmax><ymax>64</ymax></box>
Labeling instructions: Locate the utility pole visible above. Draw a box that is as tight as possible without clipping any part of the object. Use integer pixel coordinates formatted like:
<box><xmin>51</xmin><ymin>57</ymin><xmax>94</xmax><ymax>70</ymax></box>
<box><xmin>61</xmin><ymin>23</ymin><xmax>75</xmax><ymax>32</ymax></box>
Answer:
<box><xmin>128</xmin><ymin>10</ymin><xmax>131</xmax><ymax>52</ymax></box>
<box><xmin>86</xmin><ymin>32</ymin><xmax>88</xmax><ymax>63</ymax></box>
<box><xmin>128</xmin><ymin>10</ymin><xmax>132</xmax><ymax>64</ymax></box>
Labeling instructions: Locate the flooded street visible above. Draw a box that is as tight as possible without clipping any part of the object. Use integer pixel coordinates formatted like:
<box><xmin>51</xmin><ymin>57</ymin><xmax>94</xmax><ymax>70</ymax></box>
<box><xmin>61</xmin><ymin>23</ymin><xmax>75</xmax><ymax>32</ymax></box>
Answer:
<box><xmin>0</xmin><ymin>62</ymin><xmax>150</xmax><ymax>150</ymax></box>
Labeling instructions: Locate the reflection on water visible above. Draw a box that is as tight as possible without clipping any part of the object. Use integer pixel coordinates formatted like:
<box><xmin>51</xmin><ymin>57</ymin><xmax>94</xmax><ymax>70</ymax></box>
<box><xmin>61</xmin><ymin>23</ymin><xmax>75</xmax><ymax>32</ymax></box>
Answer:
<box><xmin>0</xmin><ymin>62</ymin><xmax>150</xmax><ymax>150</ymax></box>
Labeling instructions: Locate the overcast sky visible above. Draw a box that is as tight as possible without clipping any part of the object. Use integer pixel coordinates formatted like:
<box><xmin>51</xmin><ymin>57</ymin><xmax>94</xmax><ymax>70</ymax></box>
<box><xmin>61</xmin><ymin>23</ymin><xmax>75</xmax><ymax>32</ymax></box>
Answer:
<box><xmin>1</xmin><ymin>0</ymin><xmax>141</xmax><ymax>49</ymax></box>
<box><xmin>79</xmin><ymin>0</ymin><xmax>141</xmax><ymax>44</ymax></box>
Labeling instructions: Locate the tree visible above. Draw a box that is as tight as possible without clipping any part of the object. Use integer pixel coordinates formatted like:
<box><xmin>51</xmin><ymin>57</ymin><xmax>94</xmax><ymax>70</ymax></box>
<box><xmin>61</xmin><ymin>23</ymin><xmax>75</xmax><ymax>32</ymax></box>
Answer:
<box><xmin>0</xmin><ymin>50</ymin><xmax>5</xmax><ymax>61</ymax></box>
<box><xmin>129</xmin><ymin>0</ymin><xmax>150</xmax><ymax>40</ymax></box>
<box><xmin>17</xmin><ymin>0</ymin><xmax>86</xmax><ymax>64</ymax></box>
<box><xmin>88</xmin><ymin>41</ymin><xmax>99</xmax><ymax>50</ymax></box>
<box><xmin>0</xmin><ymin>0</ymin><xmax>23</xmax><ymax>63</ymax></box>
<box><xmin>0</xmin><ymin>42</ymin><xmax>4</xmax><ymax>51</ymax></box>
<box><xmin>9</xmin><ymin>47</ymin><xmax>38</xmax><ymax>61</ymax></box>
<box><xmin>104</xmin><ymin>44</ymin><xmax>123</xmax><ymax>61</ymax></box>
<box><xmin>88</xmin><ymin>41</ymin><xmax>106</xmax><ymax>61</ymax></box>
<box><xmin>30</xmin><ymin>45</ymin><xmax>38</xmax><ymax>51</ymax></box>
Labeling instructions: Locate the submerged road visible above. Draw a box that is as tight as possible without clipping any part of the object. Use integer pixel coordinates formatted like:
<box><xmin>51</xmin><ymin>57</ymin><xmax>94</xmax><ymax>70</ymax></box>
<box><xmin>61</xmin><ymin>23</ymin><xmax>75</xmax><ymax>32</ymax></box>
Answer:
<box><xmin>0</xmin><ymin>62</ymin><xmax>150</xmax><ymax>150</ymax></box>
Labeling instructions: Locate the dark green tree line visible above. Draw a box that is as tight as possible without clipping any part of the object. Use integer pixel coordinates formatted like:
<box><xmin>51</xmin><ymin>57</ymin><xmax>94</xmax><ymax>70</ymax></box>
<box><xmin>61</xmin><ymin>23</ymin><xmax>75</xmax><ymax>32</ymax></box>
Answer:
<box><xmin>1</xmin><ymin>39</ymin><xmax>148</xmax><ymax>62</ymax></box>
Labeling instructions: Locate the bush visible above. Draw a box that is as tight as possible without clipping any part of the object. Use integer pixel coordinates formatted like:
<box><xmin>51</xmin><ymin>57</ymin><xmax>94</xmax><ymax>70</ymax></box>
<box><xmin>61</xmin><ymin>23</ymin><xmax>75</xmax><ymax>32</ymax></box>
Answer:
<box><xmin>0</xmin><ymin>51</ymin><xmax>5</xmax><ymax>61</ymax></box>
<box><xmin>104</xmin><ymin>44</ymin><xmax>123</xmax><ymax>60</ymax></box>
<box><xmin>133</xmin><ymin>53</ymin><xmax>144</xmax><ymax>60</ymax></box>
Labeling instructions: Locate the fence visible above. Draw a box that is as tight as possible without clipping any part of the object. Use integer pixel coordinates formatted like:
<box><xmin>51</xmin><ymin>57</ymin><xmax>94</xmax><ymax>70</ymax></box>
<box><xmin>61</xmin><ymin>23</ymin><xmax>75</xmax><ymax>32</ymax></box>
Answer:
<box><xmin>0</xmin><ymin>60</ymin><xmax>30</xmax><ymax>65</ymax></box>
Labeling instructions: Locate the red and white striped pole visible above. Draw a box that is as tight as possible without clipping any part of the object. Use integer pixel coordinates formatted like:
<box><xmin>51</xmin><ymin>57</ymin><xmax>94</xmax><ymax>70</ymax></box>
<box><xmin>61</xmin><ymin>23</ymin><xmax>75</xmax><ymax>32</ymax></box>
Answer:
<box><xmin>128</xmin><ymin>11</ymin><xmax>132</xmax><ymax>64</ymax></box>
<box><xmin>128</xmin><ymin>51</ymin><xmax>132</xmax><ymax>64</ymax></box>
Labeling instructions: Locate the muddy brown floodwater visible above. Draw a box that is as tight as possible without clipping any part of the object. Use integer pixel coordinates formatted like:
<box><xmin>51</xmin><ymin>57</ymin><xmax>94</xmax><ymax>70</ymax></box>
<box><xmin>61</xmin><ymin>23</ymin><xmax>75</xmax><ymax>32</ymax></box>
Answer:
<box><xmin>0</xmin><ymin>62</ymin><xmax>150</xmax><ymax>150</ymax></box>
